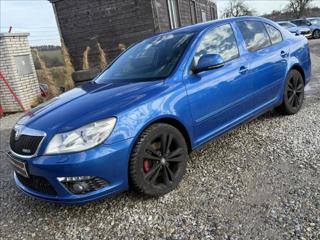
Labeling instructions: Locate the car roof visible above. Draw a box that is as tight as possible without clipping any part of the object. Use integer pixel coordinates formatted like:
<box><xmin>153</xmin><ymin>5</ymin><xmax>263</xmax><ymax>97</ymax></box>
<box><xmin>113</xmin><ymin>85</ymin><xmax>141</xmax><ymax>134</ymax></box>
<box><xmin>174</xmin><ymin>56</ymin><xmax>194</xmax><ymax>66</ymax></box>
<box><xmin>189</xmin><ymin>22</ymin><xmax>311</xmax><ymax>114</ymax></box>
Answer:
<box><xmin>164</xmin><ymin>16</ymin><xmax>274</xmax><ymax>34</ymax></box>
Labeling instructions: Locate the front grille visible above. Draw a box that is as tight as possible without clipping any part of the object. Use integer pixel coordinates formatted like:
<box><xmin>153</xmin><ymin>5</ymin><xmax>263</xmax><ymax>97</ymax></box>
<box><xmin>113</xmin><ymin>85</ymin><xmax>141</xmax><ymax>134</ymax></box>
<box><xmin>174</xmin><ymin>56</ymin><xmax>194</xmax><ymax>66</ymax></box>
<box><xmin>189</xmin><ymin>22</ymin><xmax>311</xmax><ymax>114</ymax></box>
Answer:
<box><xmin>10</xmin><ymin>129</ymin><xmax>43</xmax><ymax>156</ymax></box>
<box><xmin>16</xmin><ymin>173</ymin><xmax>57</xmax><ymax>196</ymax></box>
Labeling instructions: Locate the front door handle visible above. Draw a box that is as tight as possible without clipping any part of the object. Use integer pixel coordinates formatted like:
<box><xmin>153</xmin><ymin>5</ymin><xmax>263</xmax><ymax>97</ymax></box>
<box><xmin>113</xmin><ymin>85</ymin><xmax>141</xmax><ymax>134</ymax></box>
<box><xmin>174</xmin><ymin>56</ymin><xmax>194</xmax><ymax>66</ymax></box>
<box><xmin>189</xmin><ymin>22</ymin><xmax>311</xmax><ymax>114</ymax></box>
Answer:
<box><xmin>280</xmin><ymin>51</ymin><xmax>288</xmax><ymax>58</ymax></box>
<box><xmin>239</xmin><ymin>66</ymin><xmax>248</xmax><ymax>74</ymax></box>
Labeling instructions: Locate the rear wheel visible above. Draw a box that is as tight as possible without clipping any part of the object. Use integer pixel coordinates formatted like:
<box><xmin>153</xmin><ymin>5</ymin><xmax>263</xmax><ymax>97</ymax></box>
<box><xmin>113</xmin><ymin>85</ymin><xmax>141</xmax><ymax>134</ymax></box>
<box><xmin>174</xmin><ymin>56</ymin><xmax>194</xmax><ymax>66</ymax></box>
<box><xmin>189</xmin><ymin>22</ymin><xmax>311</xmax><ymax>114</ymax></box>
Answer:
<box><xmin>276</xmin><ymin>69</ymin><xmax>304</xmax><ymax>115</ymax></box>
<box><xmin>129</xmin><ymin>123</ymin><xmax>188</xmax><ymax>197</ymax></box>
<box><xmin>313</xmin><ymin>29</ymin><xmax>320</xmax><ymax>39</ymax></box>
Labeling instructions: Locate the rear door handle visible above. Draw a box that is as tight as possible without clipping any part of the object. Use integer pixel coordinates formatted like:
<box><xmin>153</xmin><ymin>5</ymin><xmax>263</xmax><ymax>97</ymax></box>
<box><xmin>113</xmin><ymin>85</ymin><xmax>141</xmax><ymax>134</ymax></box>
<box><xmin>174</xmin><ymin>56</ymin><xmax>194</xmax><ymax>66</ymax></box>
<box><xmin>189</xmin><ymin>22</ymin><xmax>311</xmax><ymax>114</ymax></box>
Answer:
<box><xmin>280</xmin><ymin>51</ymin><xmax>288</xmax><ymax>58</ymax></box>
<box><xmin>239</xmin><ymin>66</ymin><xmax>248</xmax><ymax>74</ymax></box>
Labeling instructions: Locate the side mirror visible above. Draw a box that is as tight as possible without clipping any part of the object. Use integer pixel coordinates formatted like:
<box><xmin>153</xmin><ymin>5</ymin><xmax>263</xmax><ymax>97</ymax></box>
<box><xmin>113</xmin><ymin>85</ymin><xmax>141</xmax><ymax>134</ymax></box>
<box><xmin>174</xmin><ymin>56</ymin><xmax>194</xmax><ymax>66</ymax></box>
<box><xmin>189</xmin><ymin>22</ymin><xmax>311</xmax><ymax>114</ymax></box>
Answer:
<box><xmin>72</xmin><ymin>68</ymin><xmax>100</xmax><ymax>85</ymax></box>
<box><xmin>296</xmin><ymin>30</ymin><xmax>301</xmax><ymax>36</ymax></box>
<box><xmin>193</xmin><ymin>54</ymin><xmax>224</xmax><ymax>74</ymax></box>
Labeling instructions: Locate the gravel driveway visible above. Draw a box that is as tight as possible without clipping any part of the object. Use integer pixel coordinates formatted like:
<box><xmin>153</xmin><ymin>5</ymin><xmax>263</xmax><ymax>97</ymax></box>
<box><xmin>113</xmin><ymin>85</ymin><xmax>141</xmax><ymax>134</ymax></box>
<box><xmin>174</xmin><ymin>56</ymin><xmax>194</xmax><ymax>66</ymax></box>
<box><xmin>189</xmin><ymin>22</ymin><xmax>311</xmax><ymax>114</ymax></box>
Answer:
<box><xmin>0</xmin><ymin>40</ymin><xmax>319</xmax><ymax>240</ymax></box>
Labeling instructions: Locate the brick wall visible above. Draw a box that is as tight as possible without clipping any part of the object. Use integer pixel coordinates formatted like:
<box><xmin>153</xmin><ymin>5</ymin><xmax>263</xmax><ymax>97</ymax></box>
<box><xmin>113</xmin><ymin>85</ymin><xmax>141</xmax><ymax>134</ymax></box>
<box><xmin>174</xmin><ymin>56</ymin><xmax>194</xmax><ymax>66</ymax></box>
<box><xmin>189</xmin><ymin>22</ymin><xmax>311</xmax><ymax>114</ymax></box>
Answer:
<box><xmin>0</xmin><ymin>33</ymin><xmax>40</xmax><ymax>113</ymax></box>
<box><xmin>51</xmin><ymin>0</ymin><xmax>156</xmax><ymax>71</ymax></box>
<box><xmin>49</xmin><ymin>0</ymin><xmax>217</xmax><ymax>71</ymax></box>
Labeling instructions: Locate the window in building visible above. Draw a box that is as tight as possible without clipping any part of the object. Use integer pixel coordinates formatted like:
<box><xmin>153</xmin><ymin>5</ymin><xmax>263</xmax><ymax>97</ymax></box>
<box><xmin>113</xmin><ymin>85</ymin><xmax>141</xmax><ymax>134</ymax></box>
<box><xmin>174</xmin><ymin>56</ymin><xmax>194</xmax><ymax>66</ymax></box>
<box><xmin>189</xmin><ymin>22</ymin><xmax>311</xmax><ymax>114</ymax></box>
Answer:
<box><xmin>236</xmin><ymin>21</ymin><xmax>272</xmax><ymax>52</ymax></box>
<box><xmin>201</xmin><ymin>10</ymin><xmax>207</xmax><ymax>22</ymax></box>
<box><xmin>190</xmin><ymin>1</ymin><xmax>197</xmax><ymax>24</ymax></box>
<box><xmin>211</xmin><ymin>6</ymin><xmax>216</xmax><ymax>19</ymax></box>
<box><xmin>167</xmin><ymin>0</ymin><xmax>181</xmax><ymax>29</ymax></box>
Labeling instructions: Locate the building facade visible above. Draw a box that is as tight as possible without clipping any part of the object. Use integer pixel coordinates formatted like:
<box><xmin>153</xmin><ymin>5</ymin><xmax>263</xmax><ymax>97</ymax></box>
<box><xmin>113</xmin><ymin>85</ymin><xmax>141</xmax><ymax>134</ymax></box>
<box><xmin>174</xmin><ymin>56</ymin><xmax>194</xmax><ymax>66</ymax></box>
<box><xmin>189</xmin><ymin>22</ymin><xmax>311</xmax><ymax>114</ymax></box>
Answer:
<box><xmin>49</xmin><ymin>0</ymin><xmax>218</xmax><ymax>71</ymax></box>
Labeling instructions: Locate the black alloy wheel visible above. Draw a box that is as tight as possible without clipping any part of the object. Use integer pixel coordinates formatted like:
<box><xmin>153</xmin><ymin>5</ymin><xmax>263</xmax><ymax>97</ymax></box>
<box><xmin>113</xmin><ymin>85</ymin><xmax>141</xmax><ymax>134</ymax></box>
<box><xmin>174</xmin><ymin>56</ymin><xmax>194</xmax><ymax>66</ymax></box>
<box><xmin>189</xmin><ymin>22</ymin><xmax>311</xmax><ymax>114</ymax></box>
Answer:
<box><xmin>313</xmin><ymin>29</ymin><xmax>320</xmax><ymax>39</ymax></box>
<box><xmin>129</xmin><ymin>123</ymin><xmax>188</xmax><ymax>197</ymax></box>
<box><xmin>276</xmin><ymin>69</ymin><xmax>304</xmax><ymax>115</ymax></box>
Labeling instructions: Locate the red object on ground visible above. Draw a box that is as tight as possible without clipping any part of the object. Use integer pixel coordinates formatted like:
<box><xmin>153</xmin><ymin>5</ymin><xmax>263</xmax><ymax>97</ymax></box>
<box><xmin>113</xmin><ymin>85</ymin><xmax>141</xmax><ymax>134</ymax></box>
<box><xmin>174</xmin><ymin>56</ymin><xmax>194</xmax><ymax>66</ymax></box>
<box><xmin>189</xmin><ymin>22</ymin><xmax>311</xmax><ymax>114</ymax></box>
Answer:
<box><xmin>0</xmin><ymin>71</ymin><xmax>27</xmax><ymax>112</ymax></box>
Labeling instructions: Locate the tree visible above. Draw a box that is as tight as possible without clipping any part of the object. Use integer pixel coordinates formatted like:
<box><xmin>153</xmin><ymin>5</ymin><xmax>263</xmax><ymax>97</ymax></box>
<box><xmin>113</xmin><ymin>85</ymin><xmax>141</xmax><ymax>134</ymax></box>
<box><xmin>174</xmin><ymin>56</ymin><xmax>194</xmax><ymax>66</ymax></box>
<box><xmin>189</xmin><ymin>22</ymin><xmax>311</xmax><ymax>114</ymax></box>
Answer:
<box><xmin>286</xmin><ymin>0</ymin><xmax>314</xmax><ymax>18</ymax></box>
<box><xmin>222</xmin><ymin>0</ymin><xmax>256</xmax><ymax>18</ymax></box>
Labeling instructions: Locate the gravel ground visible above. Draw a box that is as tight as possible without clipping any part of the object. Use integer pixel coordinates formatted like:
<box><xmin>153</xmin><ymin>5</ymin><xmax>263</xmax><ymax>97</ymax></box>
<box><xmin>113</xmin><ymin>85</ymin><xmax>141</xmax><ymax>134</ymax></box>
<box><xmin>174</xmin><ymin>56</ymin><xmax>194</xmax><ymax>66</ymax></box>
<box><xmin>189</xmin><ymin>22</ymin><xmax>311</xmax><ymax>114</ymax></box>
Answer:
<box><xmin>0</xmin><ymin>40</ymin><xmax>319</xmax><ymax>240</ymax></box>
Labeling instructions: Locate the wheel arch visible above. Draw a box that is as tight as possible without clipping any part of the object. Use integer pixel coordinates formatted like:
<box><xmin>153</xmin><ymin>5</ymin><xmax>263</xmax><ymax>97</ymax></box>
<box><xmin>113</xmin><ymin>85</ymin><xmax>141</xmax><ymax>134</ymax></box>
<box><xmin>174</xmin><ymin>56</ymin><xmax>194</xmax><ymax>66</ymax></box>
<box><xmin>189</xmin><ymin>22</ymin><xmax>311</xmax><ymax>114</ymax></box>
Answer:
<box><xmin>131</xmin><ymin>116</ymin><xmax>193</xmax><ymax>154</ymax></box>
<box><xmin>153</xmin><ymin>118</ymin><xmax>192</xmax><ymax>153</ymax></box>
<box><xmin>289</xmin><ymin>64</ymin><xmax>306</xmax><ymax>84</ymax></box>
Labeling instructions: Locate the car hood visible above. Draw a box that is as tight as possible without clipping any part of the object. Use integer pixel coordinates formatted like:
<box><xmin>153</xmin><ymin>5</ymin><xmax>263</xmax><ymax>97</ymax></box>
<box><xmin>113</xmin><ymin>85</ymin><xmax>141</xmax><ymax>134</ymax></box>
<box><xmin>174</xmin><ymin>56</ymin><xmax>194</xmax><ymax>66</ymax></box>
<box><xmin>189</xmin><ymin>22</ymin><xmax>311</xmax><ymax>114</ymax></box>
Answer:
<box><xmin>297</xmin><ymin>27</ymin><xmax>311</xmax><ymax>32</ymax></box>
<box><xmin>18</xmin><ymin>80</ymin><xmax>164</xmax><ymax>133</ymax></box>
<box><xmin>287</xmin><ymin>26</ymin><xmax>299</xmax><ymax>32</ymax></box>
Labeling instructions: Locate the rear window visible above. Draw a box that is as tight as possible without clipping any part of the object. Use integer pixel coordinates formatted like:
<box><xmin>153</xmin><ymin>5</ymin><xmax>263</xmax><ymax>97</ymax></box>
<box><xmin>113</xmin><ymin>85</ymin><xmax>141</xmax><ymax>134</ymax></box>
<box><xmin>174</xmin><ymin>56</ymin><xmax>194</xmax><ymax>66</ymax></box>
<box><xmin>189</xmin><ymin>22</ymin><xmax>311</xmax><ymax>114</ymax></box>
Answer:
<box><xmin>237</xmin><ymin>21</ymin><xmax>271</xmax><ymax>52</ymax></box>
<box><xmin>265</xmin><ymin>24</ymin><xmax>283</xmax><ymax>45</ymax></box>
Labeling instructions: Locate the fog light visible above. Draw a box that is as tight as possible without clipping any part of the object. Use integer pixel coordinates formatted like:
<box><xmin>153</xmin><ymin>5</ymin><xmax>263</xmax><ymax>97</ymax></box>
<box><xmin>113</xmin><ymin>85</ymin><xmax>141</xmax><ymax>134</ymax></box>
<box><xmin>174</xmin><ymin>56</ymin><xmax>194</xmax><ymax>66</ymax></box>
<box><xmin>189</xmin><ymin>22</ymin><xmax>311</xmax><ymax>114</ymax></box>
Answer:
<box><xmin>57</xmin><ymin>176</ymin><xmax>108</xmax><ymax>194</ymax></box>
<box><xmin>72</xmin><ymin>182</ymin><xmax>89</xmax><ymax>194</ymax></box>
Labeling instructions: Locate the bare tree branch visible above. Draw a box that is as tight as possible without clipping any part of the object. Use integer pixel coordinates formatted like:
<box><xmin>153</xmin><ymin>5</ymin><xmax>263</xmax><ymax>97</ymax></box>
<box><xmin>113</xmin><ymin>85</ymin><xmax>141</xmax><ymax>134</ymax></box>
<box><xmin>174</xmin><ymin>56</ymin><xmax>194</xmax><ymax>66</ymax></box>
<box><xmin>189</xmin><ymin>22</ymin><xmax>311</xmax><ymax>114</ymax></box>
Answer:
<box><xmin>286</xmin><ymin>0</ymin><xmax>314</xmax><ymax>18</ymax></box>
<box><xmin>222</xmin><ymin>0</ymin><xmax>256</xmax><ymax>18</ymax></box>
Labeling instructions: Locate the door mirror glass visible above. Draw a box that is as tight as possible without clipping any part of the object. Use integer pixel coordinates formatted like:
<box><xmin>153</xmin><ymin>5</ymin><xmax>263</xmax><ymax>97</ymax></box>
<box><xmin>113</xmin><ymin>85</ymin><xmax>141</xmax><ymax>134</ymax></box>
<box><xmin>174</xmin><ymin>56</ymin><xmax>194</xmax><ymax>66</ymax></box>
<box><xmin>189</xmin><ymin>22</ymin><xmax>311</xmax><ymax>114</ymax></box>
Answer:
<box><xmin>193</xmin><ymin>54</ymin><xmax>224</xmax><ymax>74</ymax></box>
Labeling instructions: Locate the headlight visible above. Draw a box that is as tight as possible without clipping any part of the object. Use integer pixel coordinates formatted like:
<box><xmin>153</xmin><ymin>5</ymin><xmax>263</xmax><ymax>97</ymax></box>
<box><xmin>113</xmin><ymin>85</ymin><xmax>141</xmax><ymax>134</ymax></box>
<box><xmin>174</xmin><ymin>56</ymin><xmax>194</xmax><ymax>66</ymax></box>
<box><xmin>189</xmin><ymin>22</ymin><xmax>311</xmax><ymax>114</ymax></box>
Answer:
<box><xmin>45</xmin><ymin>117</ymin><xmax>116</xmax><ymax>154</ymax></box>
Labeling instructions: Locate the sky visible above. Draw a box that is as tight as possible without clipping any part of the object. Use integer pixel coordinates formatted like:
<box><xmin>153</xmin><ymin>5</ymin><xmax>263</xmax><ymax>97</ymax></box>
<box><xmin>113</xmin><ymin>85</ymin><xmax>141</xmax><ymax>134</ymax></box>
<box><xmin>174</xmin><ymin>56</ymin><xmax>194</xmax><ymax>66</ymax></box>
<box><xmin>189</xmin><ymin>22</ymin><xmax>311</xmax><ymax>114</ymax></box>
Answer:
<box><xmin>1</xmin><ymin>0</ymin><xmax>320</xmax><ymax>46</ymax></box>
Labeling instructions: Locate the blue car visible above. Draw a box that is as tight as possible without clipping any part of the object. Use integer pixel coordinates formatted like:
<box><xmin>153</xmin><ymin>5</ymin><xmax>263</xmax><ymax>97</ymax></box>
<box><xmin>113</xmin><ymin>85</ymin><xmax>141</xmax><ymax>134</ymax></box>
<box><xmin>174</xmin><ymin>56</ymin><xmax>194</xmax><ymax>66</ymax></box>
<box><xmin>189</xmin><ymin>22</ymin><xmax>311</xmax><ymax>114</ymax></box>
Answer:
<box><xmin>8</xmin><ymin>16</ymin><xmax>311</xmax><ymax>203</ymax></box>
<box><xmin>291</xmin><ymin>19</ymin><xmax>320</xmax><ymax>39</ymax></box>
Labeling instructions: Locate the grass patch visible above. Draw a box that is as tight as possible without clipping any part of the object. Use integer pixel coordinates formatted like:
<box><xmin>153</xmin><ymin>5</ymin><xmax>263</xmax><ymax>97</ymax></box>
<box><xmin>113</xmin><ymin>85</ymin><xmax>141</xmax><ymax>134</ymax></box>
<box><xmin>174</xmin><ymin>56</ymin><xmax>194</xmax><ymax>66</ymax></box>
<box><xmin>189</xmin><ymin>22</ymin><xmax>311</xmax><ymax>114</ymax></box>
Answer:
<box><xmin>32</xmin><ymin>49</ymin><xmax>64</xmax><ymax>69</ymax></box>
<box><xmin>36</xmin><ymin>66</ymin><xmax>66</xmax><ymax>89</ymax></box>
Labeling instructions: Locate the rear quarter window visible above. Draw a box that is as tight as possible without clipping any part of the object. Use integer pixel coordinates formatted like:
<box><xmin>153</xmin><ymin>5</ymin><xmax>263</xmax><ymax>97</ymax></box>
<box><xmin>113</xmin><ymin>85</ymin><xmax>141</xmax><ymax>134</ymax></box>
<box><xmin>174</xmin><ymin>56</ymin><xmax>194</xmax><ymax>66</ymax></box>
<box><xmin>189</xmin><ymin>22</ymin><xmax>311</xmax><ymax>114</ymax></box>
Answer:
<box><xmin>236</xmin><ymin>21</ymin><xmax>271</xmax><ymax>52</ymax></box>
<box><xmin>265</xmin><ymin>24</ymin><xmax>283</xmax><ymax>45</ymax></box>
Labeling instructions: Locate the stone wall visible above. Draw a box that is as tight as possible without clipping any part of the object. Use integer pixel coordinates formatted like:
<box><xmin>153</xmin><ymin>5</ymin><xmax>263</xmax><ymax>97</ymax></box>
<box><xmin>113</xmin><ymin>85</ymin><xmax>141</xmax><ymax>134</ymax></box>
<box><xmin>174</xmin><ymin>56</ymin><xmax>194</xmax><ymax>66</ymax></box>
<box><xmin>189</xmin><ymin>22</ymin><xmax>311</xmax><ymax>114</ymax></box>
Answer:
<box><xmin>0</xmin><ymin>33</ymin><xmax>40</xmax><ymax>113</ymax></box>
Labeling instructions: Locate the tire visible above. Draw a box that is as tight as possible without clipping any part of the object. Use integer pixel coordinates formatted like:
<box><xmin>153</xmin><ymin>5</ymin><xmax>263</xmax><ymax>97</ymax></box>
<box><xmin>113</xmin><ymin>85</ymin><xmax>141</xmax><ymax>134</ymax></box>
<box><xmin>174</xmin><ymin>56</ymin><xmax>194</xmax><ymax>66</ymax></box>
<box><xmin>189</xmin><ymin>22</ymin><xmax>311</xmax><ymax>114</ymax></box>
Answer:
<box><xmin>276</xmin><ymin>69</ymin><xmax>304</xmax><ymax>115</ymax></box>
<box><xmin>313</xmin><ymin>29</ymin><xmax>320</xmax><ymax>39</ymax></box>
<box><xmin>129</xmin><ymin>123</ymin><xmax>188</xmax><ymax>197</ymax></box>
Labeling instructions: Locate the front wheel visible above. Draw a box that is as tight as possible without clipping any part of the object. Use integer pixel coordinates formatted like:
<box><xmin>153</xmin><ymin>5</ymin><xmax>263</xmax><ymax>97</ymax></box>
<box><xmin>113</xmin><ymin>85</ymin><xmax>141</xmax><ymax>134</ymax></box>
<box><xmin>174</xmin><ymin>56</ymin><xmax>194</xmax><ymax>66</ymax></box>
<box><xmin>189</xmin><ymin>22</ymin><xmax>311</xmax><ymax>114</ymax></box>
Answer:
<box><xmin>276</xmin><ymin>69</ymin><xmax>304</xmax><ymax>115</ymax></box>
<box><xmin>313</xmin><ymin>29</ymin><xmax>320</xmax><ymax>39</ymax></box>
<box><xmin>129</xmin><ymin>123</ymin><xmax>188</xmax><ymax>197</ymax></box>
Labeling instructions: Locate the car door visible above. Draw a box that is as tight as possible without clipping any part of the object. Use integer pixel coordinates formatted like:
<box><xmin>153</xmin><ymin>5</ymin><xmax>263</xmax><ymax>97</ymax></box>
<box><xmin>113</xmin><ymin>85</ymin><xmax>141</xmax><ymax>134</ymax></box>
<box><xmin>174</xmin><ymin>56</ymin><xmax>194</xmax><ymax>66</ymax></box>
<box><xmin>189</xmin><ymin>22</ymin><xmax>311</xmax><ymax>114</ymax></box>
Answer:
<box><xmin>184</xmin><ymin>23</ymin><xmax>254</xmax><ymax>146</ymax></box>
<box><xmin>236</xmin><ymin>20</ymin><xmax>288</xmax><ymax>109</ymax></box>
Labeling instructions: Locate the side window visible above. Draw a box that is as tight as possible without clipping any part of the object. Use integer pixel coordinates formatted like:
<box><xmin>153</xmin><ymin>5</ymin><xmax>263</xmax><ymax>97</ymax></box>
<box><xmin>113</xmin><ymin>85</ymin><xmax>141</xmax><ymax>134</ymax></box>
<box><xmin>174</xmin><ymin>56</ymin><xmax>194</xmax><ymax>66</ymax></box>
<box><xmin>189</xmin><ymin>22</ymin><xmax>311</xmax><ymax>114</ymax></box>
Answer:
<box><xmin>265</xmin><ymin>24</ymin><xmax>283</xmax><ymax>45</ymax></box>
<box><xmin>237</xmin><ymin>21</ymin><xmax>271</xmax><ymax>52</ymax></box>
<box><xmin>194</xmin><ymin>24</ymin><xmax>239</xmax><ymax>66</ymax></box>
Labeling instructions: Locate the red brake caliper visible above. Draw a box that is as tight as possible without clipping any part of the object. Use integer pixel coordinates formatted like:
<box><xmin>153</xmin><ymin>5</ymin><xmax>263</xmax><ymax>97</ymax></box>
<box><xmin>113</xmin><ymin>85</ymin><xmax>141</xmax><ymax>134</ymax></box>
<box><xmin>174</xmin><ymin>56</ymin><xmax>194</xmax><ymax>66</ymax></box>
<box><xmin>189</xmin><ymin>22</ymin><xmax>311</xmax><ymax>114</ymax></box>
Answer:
<box><xmin>143</xmin><ymin>160</ymin><xmax>151</xmax><ymax>172</ymax></box>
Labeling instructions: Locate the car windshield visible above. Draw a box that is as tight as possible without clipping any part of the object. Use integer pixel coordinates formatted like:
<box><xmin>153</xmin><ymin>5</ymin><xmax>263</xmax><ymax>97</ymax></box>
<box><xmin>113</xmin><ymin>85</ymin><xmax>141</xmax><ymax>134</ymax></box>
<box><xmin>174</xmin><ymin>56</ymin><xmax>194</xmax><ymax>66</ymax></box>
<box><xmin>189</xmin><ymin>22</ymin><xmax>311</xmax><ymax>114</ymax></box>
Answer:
<box><xmin>95</xmin><ymin>32</ymin><xmax>195</xmax><ymax>83</ymax></box>
<box><xmin>309</xmin><ymin>19</ymin><xmax>320</xmax><ymax>25</ymax></box>
<box><xmin>279</xmin><ymin>22</ymin><xmax>296</xmax><ymax>28</ymax></box>
<box><xmin>292</xmin><ymin>20</ymin><xmax>311</xmax><ymax>26</ymax></box>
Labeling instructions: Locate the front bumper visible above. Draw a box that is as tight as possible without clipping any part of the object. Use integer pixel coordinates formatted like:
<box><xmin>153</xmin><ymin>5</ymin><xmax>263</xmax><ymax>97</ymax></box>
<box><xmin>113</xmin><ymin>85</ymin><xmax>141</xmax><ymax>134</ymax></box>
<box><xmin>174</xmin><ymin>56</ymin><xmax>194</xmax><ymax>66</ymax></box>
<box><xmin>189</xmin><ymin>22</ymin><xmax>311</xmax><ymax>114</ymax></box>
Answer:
<box><xmin>10</xmin><ymin>138</ymin><xmax>133</xmax><ymax>204</ymax></box>
<box><xmin>303</xmin><ymin>33</ymin><xmax>312</xmax><ymax>39</ymax></box>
